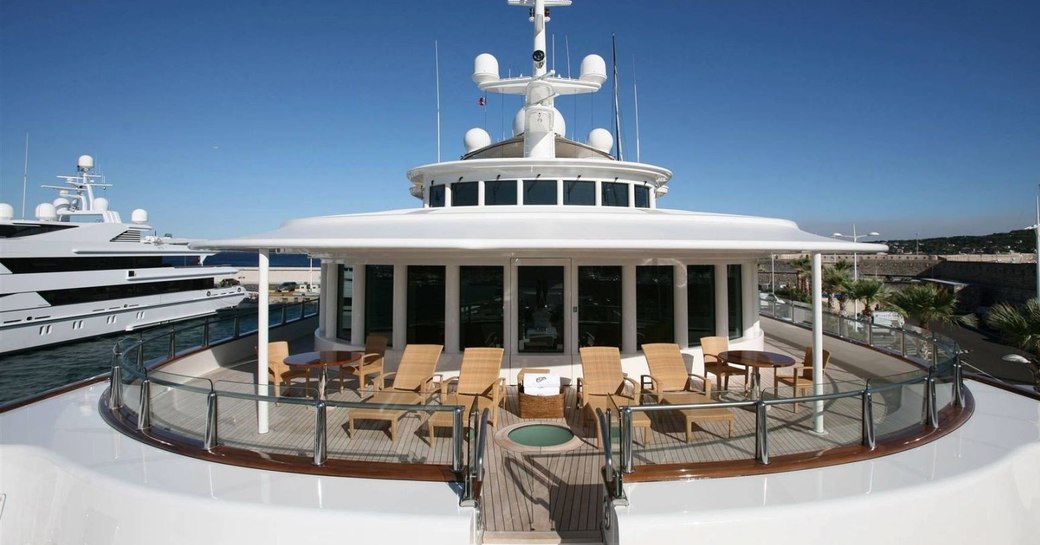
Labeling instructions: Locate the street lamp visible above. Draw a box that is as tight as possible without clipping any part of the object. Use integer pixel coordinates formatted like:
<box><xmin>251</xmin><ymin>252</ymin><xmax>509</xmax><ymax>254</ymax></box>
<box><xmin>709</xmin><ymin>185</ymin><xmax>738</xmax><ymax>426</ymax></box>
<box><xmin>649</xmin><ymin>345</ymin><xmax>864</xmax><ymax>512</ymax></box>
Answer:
<box><xmin>832</xmin><ymin>225</ymin><xmax>879</xmax><ymax>281</ymax></box>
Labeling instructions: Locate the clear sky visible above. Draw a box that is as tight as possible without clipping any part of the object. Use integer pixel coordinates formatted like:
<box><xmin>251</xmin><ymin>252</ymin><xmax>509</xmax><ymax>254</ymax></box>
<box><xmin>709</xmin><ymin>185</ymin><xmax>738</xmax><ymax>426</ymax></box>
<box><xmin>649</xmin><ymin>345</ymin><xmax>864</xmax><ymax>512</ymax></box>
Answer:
<box><xmin>2</xmin><ymin>0</ymin><xmax>1038</xmax><ymax>241</ymax></box>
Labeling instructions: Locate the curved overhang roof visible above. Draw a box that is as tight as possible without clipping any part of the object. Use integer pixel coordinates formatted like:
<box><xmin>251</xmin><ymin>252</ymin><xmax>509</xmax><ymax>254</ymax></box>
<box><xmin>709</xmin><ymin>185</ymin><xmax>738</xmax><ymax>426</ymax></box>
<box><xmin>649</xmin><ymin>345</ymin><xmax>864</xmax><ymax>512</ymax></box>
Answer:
<box><xmin>192</xmin><ymin>207</ymin><xmax>888</xmax><ymax>257</ymax></box>
<box><xmin>406</xmin><ymin>158</ymin><xmax>672</xmax><ymax>186</ymax></box>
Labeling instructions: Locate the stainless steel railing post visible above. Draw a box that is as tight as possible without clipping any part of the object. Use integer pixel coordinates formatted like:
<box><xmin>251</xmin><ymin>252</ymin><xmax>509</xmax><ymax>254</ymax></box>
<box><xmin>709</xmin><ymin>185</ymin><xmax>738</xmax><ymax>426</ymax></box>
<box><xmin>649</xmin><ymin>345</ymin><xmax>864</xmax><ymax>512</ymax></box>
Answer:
<box><xmin>931</xmin><ymin>337</ymin><xmax>939</xmax><ymax>368</ymax></box>
<box><xmin>620</xmin><ymin>406</ymin><xmax>633</xmax><ymax>474</ymax></box>
<box><xmin>861</xmin><ymin>383</ymin><xmax>875</xmax><ymax>450</ymax></box>
<box><xmin>899</xmin><ymin>330</ymin><xmax>906</xmax><ymax>358</ymax></box>
<box><xmin>108</xmin><ymin>353</ymin><xmax>123</xmax><ymax>411</ymax></box>
<box><xmin>168</xmin><ymin>330</ymin><xmax>176</xmax><ymax>360</ymax></box>
<box><xmin>137</xmin><ymin>378</ymin><xmax>152</xmax><ymax>431</ymax></box>
<box><xmin>204</xmin><ymin>391</ymin><xmax>219</xmax><ymax>451</ymax></box>
<box><xmin>953</xmin><ymin>352</ymin><xmax>964</xmax><ymax>408</ymax></box>
<box><xmin>452</xmin><ymin>405</ymin><xmax>464</xmax><ymax>475</ymax></box>
<box><xmin>923</xmin><ymin>369</ymin><xmax>938</xmax><ymax>429</ymax></box>
<box><xmin>202</xmin><ymin>320</ymin><xmax>211</xmax><ymax>347</ymax></box>
<box><xmin>755</xmin><ymin>401</ymin><xmax>769</xmax><ymax>464</ymax></box>
<box><xmin>313</xmin><ymin>400</ymin><xmax>327</xmax><ymax>466</ymax></box>
<box><xmin>136</xmin><ymin>342</ymin><xmax>145</xmax><ymax>368</ymax></box>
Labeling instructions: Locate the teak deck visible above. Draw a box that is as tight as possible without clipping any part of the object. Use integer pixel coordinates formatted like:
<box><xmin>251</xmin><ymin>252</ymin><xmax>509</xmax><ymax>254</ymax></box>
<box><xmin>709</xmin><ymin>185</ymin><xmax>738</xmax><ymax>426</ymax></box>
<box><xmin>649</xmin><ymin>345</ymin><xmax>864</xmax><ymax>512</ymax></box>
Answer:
<box><xmin>137</xmin><ymin>360</ymin><xmax>909</xmax><ymax>542</ymax></box>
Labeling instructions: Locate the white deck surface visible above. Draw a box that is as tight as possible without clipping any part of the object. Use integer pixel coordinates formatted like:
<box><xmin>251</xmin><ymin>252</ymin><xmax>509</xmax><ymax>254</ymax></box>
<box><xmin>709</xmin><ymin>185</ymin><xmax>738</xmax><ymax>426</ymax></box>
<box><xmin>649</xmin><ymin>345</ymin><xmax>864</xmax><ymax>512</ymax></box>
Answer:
<box><xmin>2</xmin><ymin>379</ymin><xmax>1038</xmax><ymax>544</ymax></box>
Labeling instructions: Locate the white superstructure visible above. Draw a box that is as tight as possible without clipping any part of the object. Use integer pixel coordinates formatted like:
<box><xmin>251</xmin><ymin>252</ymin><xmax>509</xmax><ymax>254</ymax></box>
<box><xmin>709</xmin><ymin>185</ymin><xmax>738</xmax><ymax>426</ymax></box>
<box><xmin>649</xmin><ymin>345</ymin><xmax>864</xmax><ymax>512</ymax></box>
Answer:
<box><xmin>0</xmin><ymin>155</ymin><xmax>245</xmax><ymax>354</ymax></box>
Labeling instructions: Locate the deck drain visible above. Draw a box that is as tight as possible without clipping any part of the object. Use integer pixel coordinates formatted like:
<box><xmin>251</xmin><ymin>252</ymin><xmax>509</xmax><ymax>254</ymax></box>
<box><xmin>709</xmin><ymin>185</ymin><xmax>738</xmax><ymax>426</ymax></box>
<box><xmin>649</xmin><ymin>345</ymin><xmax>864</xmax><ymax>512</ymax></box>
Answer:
<box><xmin>495</xmin><ymin>422</ymin><xmax>583</xmax><ymax>453</ymax></box>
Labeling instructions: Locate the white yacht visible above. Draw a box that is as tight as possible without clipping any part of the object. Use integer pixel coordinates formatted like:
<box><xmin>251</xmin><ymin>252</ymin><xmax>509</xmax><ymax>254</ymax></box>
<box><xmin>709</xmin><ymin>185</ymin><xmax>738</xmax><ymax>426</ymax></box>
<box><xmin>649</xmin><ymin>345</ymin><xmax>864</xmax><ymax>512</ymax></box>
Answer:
<box><xmin>1</xmin><ymin>2</ymin><xmax>1037</xmax><ymax>544</ymax></box>
<box><xmin>0</xmin><ymin>155</ymin><xmax>246</xmax><ymax>354</ymax></box>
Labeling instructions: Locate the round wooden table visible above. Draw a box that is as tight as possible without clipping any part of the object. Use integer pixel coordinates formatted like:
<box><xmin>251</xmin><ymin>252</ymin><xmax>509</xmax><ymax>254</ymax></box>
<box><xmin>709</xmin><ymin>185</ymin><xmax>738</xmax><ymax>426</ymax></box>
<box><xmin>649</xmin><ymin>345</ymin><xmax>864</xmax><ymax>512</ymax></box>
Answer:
<box><xmin>718</xmin><ymin>350</ymin><xmax>797</xmax><ymax>400</ymax></box>
<box><xmin>283</xmin><ymin>350</ymin><xmax>361</xmax><ymax>399</ymax></box>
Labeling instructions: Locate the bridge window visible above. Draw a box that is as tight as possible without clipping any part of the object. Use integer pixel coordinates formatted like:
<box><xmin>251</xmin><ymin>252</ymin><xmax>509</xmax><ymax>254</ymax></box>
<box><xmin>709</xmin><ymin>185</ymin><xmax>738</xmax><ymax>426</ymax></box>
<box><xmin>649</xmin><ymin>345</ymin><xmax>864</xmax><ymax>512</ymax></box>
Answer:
<box><xmin>485</xmin><ymin>180</ymin><xmax>517</xmax><ymax>205</ymax></box>
<box><xmin>563</xmin><ymin>180</ymin><xmax>595</xmax><ymax>206</ymax></box>
<box><xmin>602</xmin><ymin>182</ymin><xmax>629</xmax><ymax>207</ymax></box>
<box><xmin>523</xmin><ymin>179</ymin><xmax>557</xmax><ymax>205</ymax></box>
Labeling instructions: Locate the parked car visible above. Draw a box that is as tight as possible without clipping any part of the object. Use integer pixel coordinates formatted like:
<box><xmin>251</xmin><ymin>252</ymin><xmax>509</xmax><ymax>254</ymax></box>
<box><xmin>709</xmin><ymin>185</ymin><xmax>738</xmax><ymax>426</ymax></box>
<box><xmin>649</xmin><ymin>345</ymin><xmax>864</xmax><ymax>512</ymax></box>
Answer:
<box><xmin>275</xmin><ymin>281</ymin><xmax>299</xmax><ymax>293</ymax></box>
<box><xmin>759</xmin><ymin>293</ymin><xmax>786</xmax><ymax>308</ymax></box>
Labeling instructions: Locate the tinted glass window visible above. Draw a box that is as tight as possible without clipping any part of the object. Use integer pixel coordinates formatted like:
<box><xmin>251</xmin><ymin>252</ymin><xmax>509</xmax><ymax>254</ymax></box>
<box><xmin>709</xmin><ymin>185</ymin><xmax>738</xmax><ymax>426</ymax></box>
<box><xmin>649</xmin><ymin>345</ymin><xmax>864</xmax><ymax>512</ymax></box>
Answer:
<box><xmin>634</xmin><ymin>185</ymin><xmax>650</xmax><ymax>208</ymax></box>
<box><xmin>687</xmin><ymin>265</ymin><xmax>715</xmax><ymax>346</ymax></box>
<box><xmin>578</xmin><ymin>266</ymin><xmax>622</xmax><ymax>348</ymax></box>
<box><xmin>728</xmin><ymin>264</ymin><xmax>743</xmax><ymax>338</ymax></box>
<box><xmin>485</xmin><ymin>180</ymin><xmax>517</xmax><ymax>205</ymax></box>
<box><xmin>636</xmin><ymin>265</ymin><xmax>674</xmax><ymax>348</ymax></box>
<box><xmin>451</xmin><ymin>182</ymin><xmax>478</xmax><ymax>206</ymax></box>
<box><xmin>518</xmin><ymin>266</ymin><xmax>564</xmax><ymax>353</ymax></box>
<box><xmin>602</xmin><ymin>182</ymin><xmax>629</xmax><ymax>207</ymax></box>
<box><xmin>365</xmin><ymin>265</ymin><xmax>394</xmax><ymax>346</ymax></box>
<box><xmin>523</xmin><ymin>179</ymin><xmax>557</xmax><ymax>205</ymax></box>
<box><xmin>460</xmin><ymin>266</ymin><xmax>504</xmax><ymax>348</ymax></box>
<box><xmin>429</xmin><ymin>184</ymin><xmax>445</xmax><ymax>208</ymax></box>
<box><xmin>337</xmin><ymin>265</ymin><xmax>353</xmax><ymax>341</ymax></box>
<box><xmin>564</xmin><ymin>180</ymin><xmax>595</xmax><ymax>206</ymax></box>
<box><xmin>407</xmin><ymin>266</ymin><xmax>445</xmax><ymax>344</ymax></box>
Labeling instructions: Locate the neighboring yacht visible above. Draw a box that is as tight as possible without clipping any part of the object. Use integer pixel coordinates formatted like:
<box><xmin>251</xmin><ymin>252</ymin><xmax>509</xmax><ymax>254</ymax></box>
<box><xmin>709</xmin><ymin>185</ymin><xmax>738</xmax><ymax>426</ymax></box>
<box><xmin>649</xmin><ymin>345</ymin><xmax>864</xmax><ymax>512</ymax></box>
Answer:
<box><xmin>0</xmin><ymin>155</ymin><xmax>246</xmax><ymax>354</ymax></box>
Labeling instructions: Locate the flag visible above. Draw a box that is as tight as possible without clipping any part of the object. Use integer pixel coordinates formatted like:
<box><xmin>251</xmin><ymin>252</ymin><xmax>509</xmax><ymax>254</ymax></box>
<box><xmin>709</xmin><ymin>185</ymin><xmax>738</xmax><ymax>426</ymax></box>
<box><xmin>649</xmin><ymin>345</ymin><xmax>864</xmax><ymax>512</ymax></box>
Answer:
<box><xmin>478</xmin><ymin>96</ymin><xmax>486</xmax><ymax>106</ymax></box>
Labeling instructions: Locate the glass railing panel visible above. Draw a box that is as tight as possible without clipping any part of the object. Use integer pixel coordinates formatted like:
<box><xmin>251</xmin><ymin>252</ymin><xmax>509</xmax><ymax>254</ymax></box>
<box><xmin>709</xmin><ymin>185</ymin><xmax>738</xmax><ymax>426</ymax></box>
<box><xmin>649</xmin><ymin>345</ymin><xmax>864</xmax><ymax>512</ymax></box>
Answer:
<box><xmin>821</xmin><ymin>314</ymin><xmax>840</xmax><ymax>336</ymax></box>
<box><xmin>322</xmin><ymin>399</ymin><xmax>463</xmax><ymax>466</ymax></box>
<box><xmin>869</xmin><ymin>324</ymin><xmax>903</xmax><ymax>354</ymax></box>
<box><xmin>284</xmin><ymin>304</ymin><xmax>303</xmax><ymax>322</ymax></box>
<box><xmin>871</xmin><ymin>378</ymin><xmax>927</xmax><ymax>439</ymax></box>
<box><xmin>623</xmin><ymin>393</ymin><xmax>757</xmax><ymax>467</ymax></box>
<box><xmin>211</xmin><ymin>380</ymin><xmax>319</xmax><ymax>455</ymax></box>
<box><xmin>173</xmin><ymin>323</ymin><xmax>207</xmax><ymax>355</ymax></box>
<box><xmin>145</xmin><ymin>370</ymin><xmax>213</xmax><ymax>442</ymax></box>
<box><xmin>139</xmin><ymin>334</ymin><xmax>173</xmax><ymax>367</ymax></box>
<box><xmin>303</xmin><ymin>300</ymin><xmax>319</xmax><ymax>317</ymax></box>
<box><xmin>205</xmin><ymin>316</ymin><xmax>237</xmax><ymax>345</ymax></box>
<box><xmin>844</xmin><ymin>317</ymin><xmax>868</xmax><ymax>344</ymax></box>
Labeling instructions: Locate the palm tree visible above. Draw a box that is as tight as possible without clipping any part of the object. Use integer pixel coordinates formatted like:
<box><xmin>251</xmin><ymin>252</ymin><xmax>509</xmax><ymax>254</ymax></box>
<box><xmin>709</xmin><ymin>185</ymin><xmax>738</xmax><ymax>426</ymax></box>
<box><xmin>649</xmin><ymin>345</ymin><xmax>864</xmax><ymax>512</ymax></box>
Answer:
<box><xmin>886</xmin><ymin>283</ymin><xmax>976</xmax><ymax>331</ymax></box>
<box><xmin>822</xmin><ymin>266</ymin><xmax>852</xmax><ymax>313</ymax></box>
<box><xmin>986</xmin><ymin>299</ymin><xmax>1040</xmax><ymax>392</ymax></box>
<box><xmin>848</xmin><ymin>279</ymin><xmax>887</xmax><ymax>322</ymax></box>
<box><xmin>789</xmin><ymin>256</ymin><xmax>812</xmax><ymax>294</ymax></box>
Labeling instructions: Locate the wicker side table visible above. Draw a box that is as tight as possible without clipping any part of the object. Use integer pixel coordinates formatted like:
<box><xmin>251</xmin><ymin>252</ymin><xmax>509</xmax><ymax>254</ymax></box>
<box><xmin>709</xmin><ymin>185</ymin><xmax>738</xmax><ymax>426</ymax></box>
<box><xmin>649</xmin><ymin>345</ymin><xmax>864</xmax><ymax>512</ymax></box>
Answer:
<box><xmin>517</xmin><ymin>368</ymin><xmax>565</xmax><ymax>418</ymax></box>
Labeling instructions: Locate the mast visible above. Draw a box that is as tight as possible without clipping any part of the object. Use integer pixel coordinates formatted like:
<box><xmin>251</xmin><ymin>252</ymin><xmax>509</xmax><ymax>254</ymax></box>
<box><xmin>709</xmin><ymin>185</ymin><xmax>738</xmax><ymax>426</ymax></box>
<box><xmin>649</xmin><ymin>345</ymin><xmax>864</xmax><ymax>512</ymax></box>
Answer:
<box><xmin>612</xmin><ymin>34</ymin><xmax>623</xmax><ymax>161</ymax></box>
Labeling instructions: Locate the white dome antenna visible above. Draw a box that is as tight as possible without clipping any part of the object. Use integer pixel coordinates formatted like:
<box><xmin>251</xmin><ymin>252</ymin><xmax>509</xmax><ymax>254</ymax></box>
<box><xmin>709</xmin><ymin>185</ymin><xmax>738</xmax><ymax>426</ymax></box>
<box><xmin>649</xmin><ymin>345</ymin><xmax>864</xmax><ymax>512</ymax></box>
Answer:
<box><xmin>36</xmin><ymin>202</ymin><xmax>57</xmax><ymax>221</ymax></box>
<box><xmin>0</xmin><ymin>203</ymin><xmax>13</xmax><ymax>221</ymax></box>
<box><xmin>464</xmin><ymin>128</ymin><xmax>492</xmax><ymax>153</ymax></box>
<box><xmin>77</xmin><ymin>155</ymin><xmax>94</xmax><ymax>172</ymax></box>
<box><xmin>580</xmin><ymin>54</ymin><xmax>607</xmax><ymax>85</ymax></box>
<box><xmin>131</xmin><ymin>209</ymin><xmax>149</xmax><ymax>224</ymax></box>
<box><xmin>473</xmin><ymin>53</ymin><xmax>500</xmax><ymax>85</ymax></box>
<box><xmin>93</xmin><ymin>197</ymin><xmax>109</xmax><ymax>212</ymax></box>
<box><xmin>587</xmin><ymin>128</ymin><xmax>613</xmax><ymax>154</ymax></box>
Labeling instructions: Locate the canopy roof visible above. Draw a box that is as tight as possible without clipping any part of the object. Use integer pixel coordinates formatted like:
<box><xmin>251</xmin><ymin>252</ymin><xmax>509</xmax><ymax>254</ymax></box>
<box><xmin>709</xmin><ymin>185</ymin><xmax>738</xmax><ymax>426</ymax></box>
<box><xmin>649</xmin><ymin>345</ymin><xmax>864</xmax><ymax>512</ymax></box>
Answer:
<box><xmin>192</xmin><ymin>206</ymin><xmax>888</xmax><ymax>257</ymax></box>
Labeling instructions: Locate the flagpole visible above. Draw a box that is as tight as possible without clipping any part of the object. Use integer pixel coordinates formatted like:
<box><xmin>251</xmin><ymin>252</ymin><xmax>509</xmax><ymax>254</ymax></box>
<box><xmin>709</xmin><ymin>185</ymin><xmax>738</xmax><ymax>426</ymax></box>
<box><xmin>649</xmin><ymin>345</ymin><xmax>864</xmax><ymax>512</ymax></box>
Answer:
<box><xmin>435</xmin><ymin>40</ymin><xmax>441</xmax><ymax>162</ymax></box>
<box><xmin>611</xmin><ymin>34</ymin><xmax>623</xmax><ymax>161</ymax></box>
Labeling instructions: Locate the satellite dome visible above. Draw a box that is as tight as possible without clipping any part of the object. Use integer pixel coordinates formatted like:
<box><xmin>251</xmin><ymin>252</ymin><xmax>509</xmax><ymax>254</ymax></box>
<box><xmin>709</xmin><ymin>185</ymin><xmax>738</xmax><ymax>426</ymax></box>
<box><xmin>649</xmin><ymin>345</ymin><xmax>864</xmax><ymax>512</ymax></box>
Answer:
<box><xmin>131</xmin><ymin>209</ymin><xmax>149</xmax><ymax>224</ymax></box>
<box><xmin>579</xmin><ymin>54</ymin><xmax>607</xmax><ymax>85</ymax></box>
<box><xmin>0</xmin><ymin>203</ymin><xmax>13</xmax><ymax>221</ymax></box>
<box><xmin>77</xmin><ymin>155</ymin><xmax>94</xmax><ymax>171</ymax></box>
<box><xmin>36</xmin><ymin>203</ymin><xmax>57</xmax><ymax>221</ymax></box>
<box><xmin>464</xmin><ymin>128</ymin><xmax>492</xmax><ymax>153</ymax></box>
<box><xmin>52</xmin><ymin>197</ymin><xmax>71</xmax><ymax>211</ymax></box>
<box><xmin>93</xmin><ymin>197</ymin><xmax>109</xmax><ymax>211</ymax></box>
<box><xmin>587</xmin><ymin>128</ymin><xmax>613</xmax><ymax>154</ymax></box>
<box><xmin>472</xmin><ymin>53</ymin><xmax>500</xmax><ymax>85</ymax></box>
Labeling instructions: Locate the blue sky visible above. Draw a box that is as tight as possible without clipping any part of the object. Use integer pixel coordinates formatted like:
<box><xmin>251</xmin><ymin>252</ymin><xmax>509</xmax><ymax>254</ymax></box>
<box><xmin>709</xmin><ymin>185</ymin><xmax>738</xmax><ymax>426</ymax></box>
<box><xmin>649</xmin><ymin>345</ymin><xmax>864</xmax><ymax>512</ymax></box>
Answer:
<box><xmin>1</xmin><ymin>0</ymin><xmax>1038</xmax><ymax>241</ymax></box>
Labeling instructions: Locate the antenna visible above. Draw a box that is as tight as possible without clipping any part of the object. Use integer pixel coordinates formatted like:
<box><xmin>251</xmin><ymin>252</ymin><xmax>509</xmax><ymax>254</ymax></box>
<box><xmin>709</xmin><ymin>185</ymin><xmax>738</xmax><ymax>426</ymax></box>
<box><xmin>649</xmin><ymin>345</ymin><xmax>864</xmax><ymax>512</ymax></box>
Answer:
<box><xmin>435</xmin><ymin>40</ymin><xmax>442</xmax><ymax>162</ymax></box>
<box><xmin>566</xmin><ymin>35</ymin><xmax>574</xmax><ymax>139</ymax></box>
<box><xmin>611</xmin><ymin>34</ymin><xmax>624</xmax><ymax>161</ymax></box>
<box><xmin>21</xmin><ymin>133</ymin><xmax>29</xmax><ymax>218</ymax></box>
<box><xmin>633</xmin><ymin>56</ymin><xmax>641</xmax><ymax>163</ymax></box>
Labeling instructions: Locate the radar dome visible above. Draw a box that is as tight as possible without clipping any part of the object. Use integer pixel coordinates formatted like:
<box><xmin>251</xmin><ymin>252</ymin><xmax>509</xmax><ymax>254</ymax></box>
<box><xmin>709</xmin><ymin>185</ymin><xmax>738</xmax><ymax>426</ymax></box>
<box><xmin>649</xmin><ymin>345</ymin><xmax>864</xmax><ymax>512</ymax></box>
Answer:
<box><xmin>473</xmin><ymin>53</ymin><xmax>500</xmax><ymax>85</ymax></box>
<box><xmin>77</xmin><ymin>155</ymin><xmax>94</xmax><ymax>171</ymax></box>
<box><xmin>93</xmin><ymin>197</ymin><xmax>109</xmax><ymax>211</ymax></box>
<box><xmin>52</xmin><ymin>197</ymin><xmax>70</xmax><ymax>211</ymax></box>
<box><xmin>513</xmin><ymin>106</ymin><xmax>567</xmax><ymax>137</ymax></box>
<box><xmin>35</xmin><ymin>203</ymin><xmax>57</xmax><ymax>221</ymax></box>
<box><xmin>464</xmin><ymin>128</ymin><xmax>492</xmax><ymax>153</ymax></box>
<box><xmin>587</xmin><ymin>128</ymin><xmax>614</xmax><ymax>154</ymax></box>
<box><xmin>0</xmin><ymin>203</ymin><xmax>13</xmax><ymax>221</ymax></box>
<box><xmin>131</xmin><ymin>209</ymin><xmax>149</xmax><ymax>224</ymax></box>
<box><xmin>580</xmin><ymin>55</ymin><xmax>607</xmax><ymax>85</ymax></box>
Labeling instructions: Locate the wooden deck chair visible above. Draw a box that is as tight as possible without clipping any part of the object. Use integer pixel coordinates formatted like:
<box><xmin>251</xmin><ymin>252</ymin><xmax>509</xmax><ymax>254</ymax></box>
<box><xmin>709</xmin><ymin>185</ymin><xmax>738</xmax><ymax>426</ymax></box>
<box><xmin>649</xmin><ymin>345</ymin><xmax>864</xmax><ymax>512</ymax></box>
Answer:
<box><xmin>776</xmin><ymin>347</ymin><xmax>832</xmax><ymax>411</ymax></box>
<box><xmin>347</xmin><ymin>344</ymin><xmax>442</xmax><ymax>441</ymax></box>
<box><xmin>700</xmin><ymin>336</ymin><xmax>745</xmax><ymax>391</ymax></box>
<box><xmin>338</xmin><ymin>334</ymin><xmax>388</xmax><ymax>392</ymax></box>
<box><xmin>640</xmin><ymin>343</ymin><xmax>714</xmax><ymax>404</ymax></box>
<box><xmin>578</xmin><ymin>347</ymin><xmax>645</xmax><ymax>446</ymax></box>
<box><xmin>642</xmin><ymin>343</ymin><xmax>735</xmax><ymax>442</ymax></box>
<box><xmin>426</xmin><ymin>347</ymin><xmax>505</xmax><ymax>442</ymax></box>
<box><xmin>265</xmin><ymin>341</ymin><xmax>311</xmax><ymax>397</ymax></box>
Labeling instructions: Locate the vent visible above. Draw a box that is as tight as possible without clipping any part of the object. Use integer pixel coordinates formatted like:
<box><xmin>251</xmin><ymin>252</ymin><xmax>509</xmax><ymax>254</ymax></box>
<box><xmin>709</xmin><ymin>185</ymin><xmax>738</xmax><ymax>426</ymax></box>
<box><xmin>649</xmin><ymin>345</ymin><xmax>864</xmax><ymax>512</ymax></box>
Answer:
<box><xmin>111</xmin><ymin>230</ymin><xmax>142</xmax><ymax>242</ymax></box>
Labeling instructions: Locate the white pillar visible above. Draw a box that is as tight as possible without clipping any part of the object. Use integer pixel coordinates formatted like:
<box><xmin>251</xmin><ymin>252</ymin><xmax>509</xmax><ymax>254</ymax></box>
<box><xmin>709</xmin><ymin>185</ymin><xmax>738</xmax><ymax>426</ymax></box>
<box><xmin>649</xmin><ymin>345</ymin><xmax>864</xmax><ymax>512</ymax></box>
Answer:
<box><xmin>351</xmin><ymin>264</ymin><xmax>365</xmax><ymax>346</ymax></box>
<box><xmin>319</xmin><ymin>263</ymin><xmax>336</xmax><ymax>340</ymax></box>
<box><xmin>622</xmin><ymin>264</ymin><xmax>637</xmax><ymax>353</ymax></box>
<box><xmin>743</xmin><ymin>260</ymin><xmax>758</xmax><ymax>340</ymax></box>
<box><xmin>811</xmin><ymin>252</ymin><xmax>825</xmax><ymax>433</ymax></box>
<box><xmin>393</xmin><ymin>264</ymin><xmax>407</xmax><ymax>349</ymax></box>
<box><xmin>714</xmin><ymin>264</ymin><xmax>728</xmax><ymax>337</ymax></box>
<box><xmin>257</xmin><ymin>249</ymin><xmax>270</xmax><ymax>434</ymax></box>
<box><xmin>445</xmin><ymin>265</ymin><xmax>460</xmax><ymax>353</ymax></box>
<box><xmin>674</xmin><ymin>264</ymin><xmax>689</xmax><ymax>347</ymax></box>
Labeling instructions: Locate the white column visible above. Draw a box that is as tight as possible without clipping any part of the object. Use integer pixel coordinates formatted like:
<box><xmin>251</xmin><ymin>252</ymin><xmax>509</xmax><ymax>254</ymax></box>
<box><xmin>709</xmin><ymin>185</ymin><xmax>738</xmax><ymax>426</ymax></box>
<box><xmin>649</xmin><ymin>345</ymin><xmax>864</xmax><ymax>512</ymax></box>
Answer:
<box><xmin>812</xmin><ymin>252</ymin><xmax>825</xmax><ymax>433</ymax></box>
<box><xmin>393</xmin><ymin>264</ymin><xmax>407</xmax><ymax>349</ymax></box>
<box><xmin>742</xmin><ymin>261</ymin><xmax>758</xmax><ymax>339</ymax></box>
<box><xmin>257</xmin><ymin>249</ymin><xmax>270</xmax><ymax>434</ymax></box>
<box><xmin>445</xmin><ymin>265</ymin><xmax>460</xmax><ymax>353</ymax></box>
<box><xmin>622</xmin><ymin>264</ymin><xmax>637</xmax><ymax>353</ymax></box>
<box><xmin>674</xmin><ymin>264</ymin><xmax>689</xmax><ymax>347</ymax></box>
<box><xmin>320</xmin><ymin>263</ymin><xmax>336</xmax><ymax>340</ymax></box>
<box><xmin>351</xmin><ymin>264</ymin><xmax>365</xmax><ymax>346</ymax></box>
<box><xmin>714</xmin><ymin>264</ymin><xmax>728</xmax><ymax>337</ymax></box>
